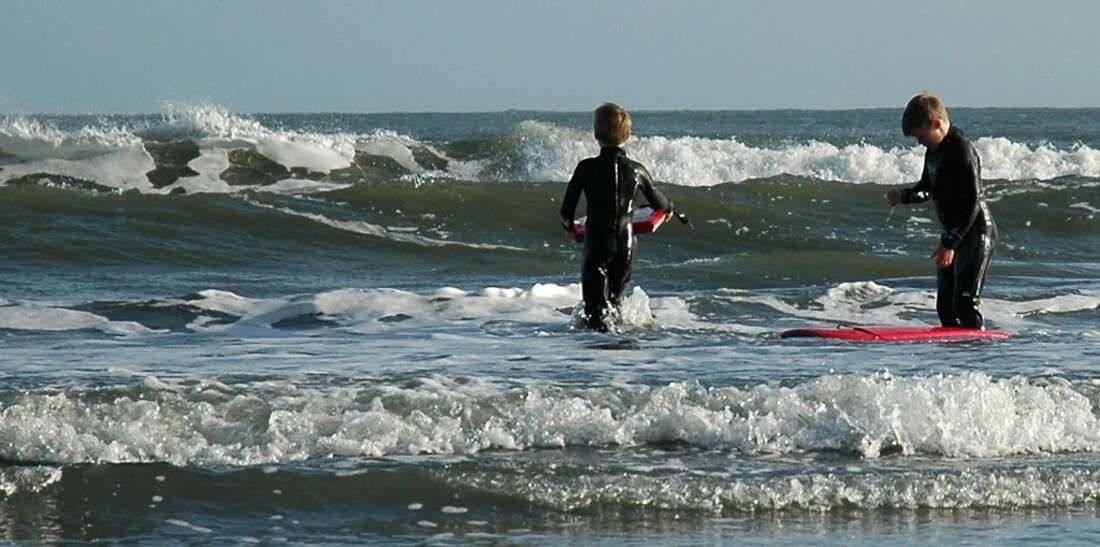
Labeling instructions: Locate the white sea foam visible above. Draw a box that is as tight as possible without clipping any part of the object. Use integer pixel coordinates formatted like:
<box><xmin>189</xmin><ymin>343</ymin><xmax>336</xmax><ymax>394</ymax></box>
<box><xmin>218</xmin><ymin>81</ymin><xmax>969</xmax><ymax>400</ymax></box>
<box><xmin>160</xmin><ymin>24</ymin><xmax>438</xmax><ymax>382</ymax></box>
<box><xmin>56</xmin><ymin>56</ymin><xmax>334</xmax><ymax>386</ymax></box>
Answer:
<box><xmin>0</xmin><ymin>302</ymin><xmax>156</xmax><ymax>335</ymax></box>
<box><xmin>0</xmin><ymin>369</ymin><xmax>1096</xmax><ymax>466</ymax></box>
<box><xmin>977</xmin><ymin>137</ymin><xmax>1100</xmax><ymax>181</ymax></box>
<box><xmin>2</xmin><ymin>280</ymin><xmax>1097</xmax><ymax>466</ymax></box>
<box><xmin>3</xmin><ymin>278</ymin><xmax>1088</xmax><ymax>345</ymax></box>
<box><xmin>0</xmin><ymin>106</ymin><xmax>362</xmax><ymax>192</ymax></box>
<box><xmin>242</xmin><ymin>198</ymin><xmax>528</xmax><ymax>251</ymax></box>
<box><xmin>253</xmin><ymin>178</ymin><xmax>353</xmax><ymax>195</ymax></box>
<box><xmin>185</xmin><ymin>284</ymin><xmax>601</xmax><ymax>334</ymax></box>
<box><xmin>719</xmin><ymin>281</ymin><xmax>933</xmax><ymax>327</ymax></box>
<box><xmin>517</xmin><ymin>120</ymin><xmax>925</xmax><ymax>185</ymax></box>
<box><xmin>0</xmin><ymin>117</ymin><xmax>155</xmax><ymax>191</ymax></box>
<box><xmin>6</xmin><ymin>279</ymin><xmax>1084</xmax><ymax>342</ymax></box>
<box><xmin>357</xmin><ymin>130</ymin><xmax>430</xmax><ymax>174</ymax></box>
<box><xmin>4</xmin><ymin>110</ymin><xmax>1100</xmax><ymax>193</ymax></box>
<box><xmin>506</xmin><ymin>463</ymin><xmax>1100</xmax><ymax>512</ymax></box>
<box><xmin>716</xmin><ymin>280</ymin><xmax>1100</xmax><ymax>333</ymax></box>
<box><xmin>164</xmin><ymin>519</ymin><xmax>213</xmax><ymax>534</ymax></box>
<box><xmin>515</xmin><ymin>120</ymin><xmax>1100</xmax><ymax>186</ymax></box>
<box><xmin>162</xmin><ymin>104</ymin><xmax>358</xmax><ymax>174</ymax></box>
<box><xmin>998</xmin><ymin>291</ymin><xmax>1100</xmax><ymax>317</ymax></box>
<box><xmin>168</xmin><ymin>147</ymin><xmax>233</xmax><ymax>193</ymax></box>
<box><xmin>0</xmin><ymin>466</ymin><xmax>64</xmax><ymax>497</ymax></box>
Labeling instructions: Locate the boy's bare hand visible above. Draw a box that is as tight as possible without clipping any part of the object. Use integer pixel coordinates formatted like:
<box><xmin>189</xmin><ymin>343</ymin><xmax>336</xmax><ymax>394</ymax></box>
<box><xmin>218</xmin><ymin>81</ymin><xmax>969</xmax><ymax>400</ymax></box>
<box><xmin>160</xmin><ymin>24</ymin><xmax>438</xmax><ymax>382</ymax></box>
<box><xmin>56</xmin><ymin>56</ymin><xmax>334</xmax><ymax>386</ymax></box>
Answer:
<box><xmin>886</xmin><ymin>189</ymin><xmax>904</xmax><ymax>207</ymax></box>
<box><xmin>931</xmin><ymin>246</ymin><xmax>955</xmax><ymax>269</ymax></box>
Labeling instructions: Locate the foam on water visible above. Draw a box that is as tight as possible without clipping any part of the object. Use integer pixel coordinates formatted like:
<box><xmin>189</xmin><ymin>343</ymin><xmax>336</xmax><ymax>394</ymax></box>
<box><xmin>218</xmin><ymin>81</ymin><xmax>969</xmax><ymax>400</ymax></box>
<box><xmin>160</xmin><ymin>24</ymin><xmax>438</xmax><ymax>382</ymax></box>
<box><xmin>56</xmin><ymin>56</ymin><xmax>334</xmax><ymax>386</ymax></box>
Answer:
<box><xmin>999</xmin><ymin>291</ymin><xmax>1100</xmax><ymax>317</ymax></box>
<box><xmin>4</xmin><ymin>108</ymin><xmax>1100</xmax><ymax>542</ymax></box>
<box><xmin>0</xmin><ymin>121</ymin><xmax>156</xmax><ymax>191</ymax></box>
<box><xmin>471</xmin><ymin>462</ymin><xmax>1100</xmax><ymax>513</ymax></box>
<box><xmin>0</xmin><ymin>302</ymin><xmax>157</xmax><ymax>335</ymax></box>
<box><xmin>978</xmin><ymin>137</ymin><xmax>1100</xmax><ymax>181</ymax></box>
<box><xmin>358</xmin><ymin>130</ymin><xmax>434</xmax><ymax>174</ymax></box>
<box><xmin>1</xmin><ymin>370</ymin><xmax>1097</xmax><ymax>466</ymax></box>
<box><xmin>242</xmin><ymin>199</ymin><xmax>529</xmax><ymax>251</ymax></box>
<box><xmin>4</xmin><ymin>280</ymin><xmax>1093</xmax><ymax>340</ymax></box>
<box><xmin>719</xmin><ymin>280</ymin><xmax>1100</xmax><ymax>333</ymax></box>
<box><xmin>517</xmin><ymin>120</ymin><xmax>923</xmax><ymax>185</ymax></box>
<box><xmin>719</xmin><ymin>281</ymin><xmax>930</xmax><ymax>327</ymax></box>
<box><xmin>4</xmin><ymin>108</ymin><xmax>1100</xmax><ymax>194</ymax></box>
<box><xmin>184</xmin><ymin>284</ymin><xmax>657</xmax><ymax>335</ymax></box>
<box><xmin>0</xmin><ymin>467</ymin><xmax>63</xmax><ymax>497</ymax></box>
<box><xmin>161</xmin><ymin>104</ymin><xmax>357</xmax><ymax>174</ymax></box>
<box><xmin>170</xmin><ymin>147</ymin><xmax>232</xmax><ymax>193</ymax></box>
<box><xmin>516</xmin><ymin>120</ymin><xmax>1100</xmax><ymax>186</ymax></box>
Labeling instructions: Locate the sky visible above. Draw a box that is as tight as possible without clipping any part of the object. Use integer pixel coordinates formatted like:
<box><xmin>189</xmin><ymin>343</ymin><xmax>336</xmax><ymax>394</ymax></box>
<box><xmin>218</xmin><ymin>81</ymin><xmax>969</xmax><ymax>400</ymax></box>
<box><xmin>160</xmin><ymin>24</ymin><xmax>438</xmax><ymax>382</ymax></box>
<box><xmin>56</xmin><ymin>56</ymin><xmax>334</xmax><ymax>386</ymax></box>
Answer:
<box><xmin>1</xmin><ymin>0</ymin><xmax>1096</xmax><ymax>114</ymax></box>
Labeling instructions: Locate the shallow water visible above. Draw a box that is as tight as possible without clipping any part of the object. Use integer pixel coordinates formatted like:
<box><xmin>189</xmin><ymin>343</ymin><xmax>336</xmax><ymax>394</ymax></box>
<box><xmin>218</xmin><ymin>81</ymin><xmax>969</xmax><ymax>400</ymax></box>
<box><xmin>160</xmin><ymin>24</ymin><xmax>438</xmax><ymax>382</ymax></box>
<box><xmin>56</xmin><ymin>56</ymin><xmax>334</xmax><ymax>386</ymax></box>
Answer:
<box><xmin>1</xmin><ymin>108</ymin><xmax>1098</xmax><ymax>544</ymax></box>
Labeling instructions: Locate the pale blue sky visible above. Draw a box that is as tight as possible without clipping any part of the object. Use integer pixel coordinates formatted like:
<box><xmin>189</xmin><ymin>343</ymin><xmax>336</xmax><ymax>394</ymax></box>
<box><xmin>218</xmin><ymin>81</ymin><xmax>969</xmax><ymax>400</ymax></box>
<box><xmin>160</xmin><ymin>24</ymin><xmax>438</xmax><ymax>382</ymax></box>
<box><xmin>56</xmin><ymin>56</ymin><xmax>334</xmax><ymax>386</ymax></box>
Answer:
<box><xmin>1</xmin><ymin>0</ymin><xmax>1095</xmax><ymax>114</ymax></box>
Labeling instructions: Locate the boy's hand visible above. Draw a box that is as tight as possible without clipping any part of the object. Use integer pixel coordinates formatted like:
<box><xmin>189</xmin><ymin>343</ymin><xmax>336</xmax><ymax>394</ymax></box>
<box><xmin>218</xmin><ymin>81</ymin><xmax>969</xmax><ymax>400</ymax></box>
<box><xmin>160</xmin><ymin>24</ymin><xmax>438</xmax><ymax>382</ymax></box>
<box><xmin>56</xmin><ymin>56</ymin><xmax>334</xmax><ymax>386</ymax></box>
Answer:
<box><xmin>886</xmin><ymin>189</ymin><xmax>904</xmax><ymax>207</ymax></box>
<box><xmin>931</xmin><ymin>246</ymin><xmax>955</xmax><ymax>269</ymax></box>
<box><xmin>561</xmin><ymin>218</ymin><xmax>576</xmax><ymax>239</ymax></box>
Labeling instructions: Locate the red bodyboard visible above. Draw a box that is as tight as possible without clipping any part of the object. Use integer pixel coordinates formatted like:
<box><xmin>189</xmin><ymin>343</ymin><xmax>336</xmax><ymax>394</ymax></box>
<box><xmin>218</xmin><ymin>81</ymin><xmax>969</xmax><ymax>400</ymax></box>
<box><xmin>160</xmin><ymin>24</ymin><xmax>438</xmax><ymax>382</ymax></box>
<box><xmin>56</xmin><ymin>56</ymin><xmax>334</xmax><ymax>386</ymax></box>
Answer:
<box><xmin>780</xmin><ymin>325</ymin><xmax>1009</xmax><ymax>342</ymax></box>
<box><xmin>572</xmin><ymin>207</ymin><xmax>670</xmax><ymax>243</ymax></box>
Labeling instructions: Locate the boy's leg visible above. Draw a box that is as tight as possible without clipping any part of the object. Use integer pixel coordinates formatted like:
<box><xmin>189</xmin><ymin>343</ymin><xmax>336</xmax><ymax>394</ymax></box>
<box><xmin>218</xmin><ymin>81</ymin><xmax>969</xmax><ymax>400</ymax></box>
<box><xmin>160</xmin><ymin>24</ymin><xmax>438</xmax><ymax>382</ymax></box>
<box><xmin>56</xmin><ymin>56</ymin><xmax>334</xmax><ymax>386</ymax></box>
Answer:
<box><xmin>606</xmin><ymin>243</ymin><xmax>635</xmax><ymax>307</ymax></box>
<box><xmin>936</xmin><ymin>264</ymin><xmax>960</xmax><ymax>327</ymax></box>
<box><xmin>581</xmin><ymin>251</ymin><xmax>611</xmax><ymax>331</ymax></box>
<box><xmin>952</xmin><ymin>231</ymin><xmax>996</xmax><ymax>329</ymax></box>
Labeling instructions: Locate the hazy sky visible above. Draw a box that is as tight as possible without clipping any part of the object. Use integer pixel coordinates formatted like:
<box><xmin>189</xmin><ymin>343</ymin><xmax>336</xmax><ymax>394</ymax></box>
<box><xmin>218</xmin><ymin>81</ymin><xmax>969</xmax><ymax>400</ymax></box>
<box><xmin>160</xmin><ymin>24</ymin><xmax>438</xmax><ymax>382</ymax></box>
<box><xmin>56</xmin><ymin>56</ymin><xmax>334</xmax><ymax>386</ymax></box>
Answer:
<box><xmin>1</xmin><ymin>0</ymin><xmax>1096</xmax><ymax>114</ymax></box>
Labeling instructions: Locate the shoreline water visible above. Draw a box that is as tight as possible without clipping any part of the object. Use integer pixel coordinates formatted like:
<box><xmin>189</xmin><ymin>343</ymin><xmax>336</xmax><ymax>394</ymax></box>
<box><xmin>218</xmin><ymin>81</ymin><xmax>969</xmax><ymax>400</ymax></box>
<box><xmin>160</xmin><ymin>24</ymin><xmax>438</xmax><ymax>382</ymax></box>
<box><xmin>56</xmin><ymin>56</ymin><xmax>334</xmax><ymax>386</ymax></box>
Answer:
<box><xmin>2</xmin><ymin>108</ymin><xmax>1098</xmax><ymax>544</ymax></box>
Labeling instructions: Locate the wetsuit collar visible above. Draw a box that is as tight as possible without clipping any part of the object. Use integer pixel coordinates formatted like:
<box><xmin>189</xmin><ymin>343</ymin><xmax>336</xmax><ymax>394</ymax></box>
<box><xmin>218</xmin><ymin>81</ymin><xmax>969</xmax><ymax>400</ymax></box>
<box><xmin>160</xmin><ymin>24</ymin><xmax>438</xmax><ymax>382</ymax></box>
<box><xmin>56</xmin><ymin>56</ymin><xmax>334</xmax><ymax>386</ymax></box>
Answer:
<box><xmin>943</xmin><ymin>125</ymin><xmax>962</xmax><ymax>145</ymax></box>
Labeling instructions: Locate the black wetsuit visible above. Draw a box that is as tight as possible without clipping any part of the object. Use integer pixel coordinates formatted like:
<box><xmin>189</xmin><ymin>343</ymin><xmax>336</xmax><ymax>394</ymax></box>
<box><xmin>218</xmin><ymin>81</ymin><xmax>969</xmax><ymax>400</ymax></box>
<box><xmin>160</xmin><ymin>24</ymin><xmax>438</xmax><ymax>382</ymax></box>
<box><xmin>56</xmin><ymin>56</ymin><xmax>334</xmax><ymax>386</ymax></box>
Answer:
<box><xmin>560</xmin><ymin>147</ymin><xmax>671</xmax><ymax>331</ymax></box>
<box><xmin>900</xmin><ymin>126</ymin><xmax>997</xmax><ymax>328</ymax></box>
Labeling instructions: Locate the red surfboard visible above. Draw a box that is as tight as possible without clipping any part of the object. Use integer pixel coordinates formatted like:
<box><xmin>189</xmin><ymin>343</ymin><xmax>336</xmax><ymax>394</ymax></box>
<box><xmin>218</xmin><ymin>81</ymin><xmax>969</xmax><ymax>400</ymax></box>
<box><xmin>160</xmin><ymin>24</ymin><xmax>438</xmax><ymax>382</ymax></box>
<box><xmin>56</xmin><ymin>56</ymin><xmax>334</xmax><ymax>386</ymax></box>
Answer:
<box><xmin>572</xmin><ymin>207</ymin><xmax>670</xmax><ymax>243</ymax></box>
<box><xmin>779</xmin><ymin>325</ymin><xmax>1009</xmax><ymax>342</ymax></box>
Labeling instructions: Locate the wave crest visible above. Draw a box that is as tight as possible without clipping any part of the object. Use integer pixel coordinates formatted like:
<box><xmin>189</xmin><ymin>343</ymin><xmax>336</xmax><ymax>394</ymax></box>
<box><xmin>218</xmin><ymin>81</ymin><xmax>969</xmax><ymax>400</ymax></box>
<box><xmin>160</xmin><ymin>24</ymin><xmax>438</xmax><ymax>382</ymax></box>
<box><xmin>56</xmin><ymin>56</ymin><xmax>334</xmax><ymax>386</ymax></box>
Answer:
<box><xmin>3</xmin><ymin>108</ymin><xmax>1100</xmax><ymax>193</ymax></box>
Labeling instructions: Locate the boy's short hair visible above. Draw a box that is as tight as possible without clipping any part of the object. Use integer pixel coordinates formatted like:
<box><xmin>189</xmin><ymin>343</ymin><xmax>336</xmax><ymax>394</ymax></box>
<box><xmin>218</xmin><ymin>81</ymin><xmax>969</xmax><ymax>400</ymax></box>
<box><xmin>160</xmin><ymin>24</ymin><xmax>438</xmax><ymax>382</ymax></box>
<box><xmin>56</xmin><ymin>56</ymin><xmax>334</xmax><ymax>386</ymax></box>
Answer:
<box><xmin>902</xmin><ymin>92</ymin><xmax>950</xmax><ymax>136</ymax></box>
<box><xmin>594</xmin><ymin>102</ymin><xmax>633</xmax><ymax>146</ymax></box>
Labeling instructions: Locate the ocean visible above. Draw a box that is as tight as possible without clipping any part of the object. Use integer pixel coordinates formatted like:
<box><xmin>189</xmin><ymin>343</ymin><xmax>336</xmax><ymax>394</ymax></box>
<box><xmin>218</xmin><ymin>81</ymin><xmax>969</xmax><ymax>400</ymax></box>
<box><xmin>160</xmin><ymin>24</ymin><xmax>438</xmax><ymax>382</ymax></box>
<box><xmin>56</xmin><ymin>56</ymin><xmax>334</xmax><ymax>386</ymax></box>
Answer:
<box><xmin>1</xmin><ymin>106</ymin><xmax>1099</xmax><ymax>545</ymax></box>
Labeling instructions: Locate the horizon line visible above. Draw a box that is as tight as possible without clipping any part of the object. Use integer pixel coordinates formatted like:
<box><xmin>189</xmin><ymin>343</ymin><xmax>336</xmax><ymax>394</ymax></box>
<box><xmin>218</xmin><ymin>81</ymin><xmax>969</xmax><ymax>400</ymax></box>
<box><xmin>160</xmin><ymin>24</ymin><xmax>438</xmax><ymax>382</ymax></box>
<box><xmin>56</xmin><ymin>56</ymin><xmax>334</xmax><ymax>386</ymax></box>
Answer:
<box><xmin>8</xmin><ymin>105</ymin><xmax>1100</xmax><ymax>117</ymax></box>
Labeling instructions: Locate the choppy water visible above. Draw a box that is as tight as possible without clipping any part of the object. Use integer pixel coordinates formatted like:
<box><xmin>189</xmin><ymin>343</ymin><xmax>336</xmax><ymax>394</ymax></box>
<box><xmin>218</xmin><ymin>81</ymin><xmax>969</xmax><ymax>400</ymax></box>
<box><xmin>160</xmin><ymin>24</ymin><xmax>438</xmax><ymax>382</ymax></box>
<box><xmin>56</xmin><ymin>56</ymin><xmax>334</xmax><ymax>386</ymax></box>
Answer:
<box><xmin>1</xmin><ymin>106</ymin><xmax>1099</xmax><ymax>544</ymax></box>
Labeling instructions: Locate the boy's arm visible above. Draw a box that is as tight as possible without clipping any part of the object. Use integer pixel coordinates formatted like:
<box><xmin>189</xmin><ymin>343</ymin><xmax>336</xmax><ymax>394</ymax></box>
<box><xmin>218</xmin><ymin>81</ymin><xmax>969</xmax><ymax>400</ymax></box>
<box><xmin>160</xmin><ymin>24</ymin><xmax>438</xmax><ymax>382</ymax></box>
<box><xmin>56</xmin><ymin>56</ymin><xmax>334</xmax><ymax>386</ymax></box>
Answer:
<box><xmin>901</xmin><ymin>165</ymin><xmax>932</xmax><ymax>204</ymax></box>
<box><xmin>939</xmin><ymin>146</ymin><xmax>982</xmax><ymax>249</ymax></box>
<box><xmin>635</xmin><ymin>163</ymin><xmax>672</xmax><ymax>212</ymax></box>
<box><xmin>559</xmin><ymin>163</ymin><xmax>585</xmax><ymax>230</ymax></box>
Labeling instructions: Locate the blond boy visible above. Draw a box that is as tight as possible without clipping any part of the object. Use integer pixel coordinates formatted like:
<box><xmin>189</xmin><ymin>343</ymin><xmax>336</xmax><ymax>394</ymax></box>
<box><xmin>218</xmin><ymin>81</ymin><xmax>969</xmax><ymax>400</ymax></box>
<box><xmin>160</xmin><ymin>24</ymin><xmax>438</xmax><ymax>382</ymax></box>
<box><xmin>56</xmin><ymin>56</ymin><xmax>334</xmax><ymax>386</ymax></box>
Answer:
<box><xmin>559</xmin><ymin>103</ymin><xmax>673</xmax><ymax>331</ymax></box>
<box><xmin>887</xmin><ymin>93</ymin><xmax>998</xmax><ymax>328</ymax></box>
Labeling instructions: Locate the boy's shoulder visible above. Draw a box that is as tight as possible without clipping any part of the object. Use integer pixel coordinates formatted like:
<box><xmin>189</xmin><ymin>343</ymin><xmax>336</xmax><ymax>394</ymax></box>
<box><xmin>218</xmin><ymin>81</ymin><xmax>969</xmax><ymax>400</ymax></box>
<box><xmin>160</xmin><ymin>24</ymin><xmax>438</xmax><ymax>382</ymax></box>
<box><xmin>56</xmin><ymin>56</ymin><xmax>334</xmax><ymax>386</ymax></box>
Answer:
<box><xmin>572</xmin><ymin>156</ymin><xmax>598</xmax><ymax>171</ymax></box>
<box><xmin>624</xmin><ymin>156</ymin><xmax>652</xmax><ymax>173</ymax></box>
<box><xmin>942</xmin><ymin>126</ymin><xmax>975</xmax><ymax>153</ymax></box>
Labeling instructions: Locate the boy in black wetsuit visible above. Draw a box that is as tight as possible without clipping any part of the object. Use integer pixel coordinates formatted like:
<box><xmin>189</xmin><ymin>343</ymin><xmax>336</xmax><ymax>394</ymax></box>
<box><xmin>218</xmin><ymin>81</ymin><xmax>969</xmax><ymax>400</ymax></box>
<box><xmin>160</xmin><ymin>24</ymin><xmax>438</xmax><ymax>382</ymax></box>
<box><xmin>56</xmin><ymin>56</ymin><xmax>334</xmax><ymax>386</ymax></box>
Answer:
<box><xmin>559</xmin><ymin>103</ymin><xmax>672</xmax><ymax>332</ymax></box>
<box><xmin>887</xmin><ymin>93</ymin><xmax>997</xmax><ymax>329</ymax></box>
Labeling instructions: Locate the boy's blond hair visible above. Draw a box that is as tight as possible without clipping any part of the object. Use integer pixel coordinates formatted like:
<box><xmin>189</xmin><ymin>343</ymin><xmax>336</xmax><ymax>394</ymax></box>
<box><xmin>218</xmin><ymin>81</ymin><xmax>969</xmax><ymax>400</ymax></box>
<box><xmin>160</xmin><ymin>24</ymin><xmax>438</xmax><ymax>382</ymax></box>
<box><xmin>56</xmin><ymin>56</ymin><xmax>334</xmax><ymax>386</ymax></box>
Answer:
<box><xmin>594</xmin><ymin>102</ymin><xmax>633</xmax><ymax>147</ymax></box>
<box><xmin>902</xmin><ymin>92</ymin><xmax>950</xmax><ymax>136</ymax></box>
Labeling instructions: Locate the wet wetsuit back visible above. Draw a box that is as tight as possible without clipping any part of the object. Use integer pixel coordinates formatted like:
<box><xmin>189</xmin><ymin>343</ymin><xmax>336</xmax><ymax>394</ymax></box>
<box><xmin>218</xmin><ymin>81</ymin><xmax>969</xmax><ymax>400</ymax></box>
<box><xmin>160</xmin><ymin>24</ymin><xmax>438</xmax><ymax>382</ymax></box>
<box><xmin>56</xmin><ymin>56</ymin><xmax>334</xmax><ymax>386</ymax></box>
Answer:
<box><xmin>560</xmin><ymin>147</ymin><xmax>670</xmax><ymax>252</ymax></box>
<box><xmin>559</xmin><ymin>147</ymin><xmax>671</xmax><ymax>330</ymax></box>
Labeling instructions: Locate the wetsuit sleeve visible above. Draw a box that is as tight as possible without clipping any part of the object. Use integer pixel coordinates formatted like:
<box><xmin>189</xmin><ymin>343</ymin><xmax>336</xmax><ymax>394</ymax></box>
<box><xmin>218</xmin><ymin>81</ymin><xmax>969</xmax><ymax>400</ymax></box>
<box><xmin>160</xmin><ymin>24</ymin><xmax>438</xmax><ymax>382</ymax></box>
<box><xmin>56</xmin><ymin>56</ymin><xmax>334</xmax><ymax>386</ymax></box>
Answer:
<box><xmin>939</xmin><ymin>145</ymin><xmax>982</xmax><ymax>250</ymax></box>
<box><xmin>634</xmin><ymin>163</ymin><xmax>672</xmax><ymax>212</ymax></box>
<box><xmin>559</xmin><ymin>162</ymin><xmax>585</xmax><ymax>230</ymax></box>
<box><xmin>902</xmin><ymin>165</ymin><xmax>932</xmax><ymax>204</ymax></box>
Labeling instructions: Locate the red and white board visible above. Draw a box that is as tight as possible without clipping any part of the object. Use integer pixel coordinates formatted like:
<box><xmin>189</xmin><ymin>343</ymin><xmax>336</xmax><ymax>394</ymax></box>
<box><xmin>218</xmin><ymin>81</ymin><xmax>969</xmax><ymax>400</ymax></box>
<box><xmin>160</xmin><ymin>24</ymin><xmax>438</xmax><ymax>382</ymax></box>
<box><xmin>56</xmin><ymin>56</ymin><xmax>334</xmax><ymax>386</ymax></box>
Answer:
<box><xmin>779</xmin><ymin>325</ymin><xmax>1009</xmax><ymax>342</ymax></box>
<box><xmin>573</xmin><ymin>207</ymin><xmax>670</xmax><ymax>243</ymax></box>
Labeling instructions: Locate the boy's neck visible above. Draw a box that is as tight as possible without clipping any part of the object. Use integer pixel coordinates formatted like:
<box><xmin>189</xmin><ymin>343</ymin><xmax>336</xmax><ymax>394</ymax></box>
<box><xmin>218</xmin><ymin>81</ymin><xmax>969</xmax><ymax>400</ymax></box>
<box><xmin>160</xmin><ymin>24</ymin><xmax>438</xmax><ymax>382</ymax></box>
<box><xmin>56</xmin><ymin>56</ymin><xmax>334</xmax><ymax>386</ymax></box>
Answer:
<box><xmin>926</xmin><ymin>120</ymin><xmax>951</xmax><ymax>150</ymax></box>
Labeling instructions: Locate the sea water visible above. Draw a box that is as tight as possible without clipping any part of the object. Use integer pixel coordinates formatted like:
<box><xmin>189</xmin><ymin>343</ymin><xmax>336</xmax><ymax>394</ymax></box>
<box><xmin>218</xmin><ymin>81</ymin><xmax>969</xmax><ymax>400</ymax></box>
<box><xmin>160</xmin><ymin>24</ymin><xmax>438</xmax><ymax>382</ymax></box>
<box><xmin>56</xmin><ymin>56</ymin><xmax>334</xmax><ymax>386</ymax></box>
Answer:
<box><xmin>1</xmin><ymin>107</ymin><xmax>1099</xmax><ymax>544</ymax></box>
